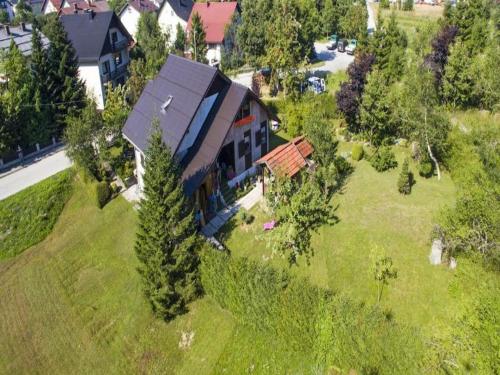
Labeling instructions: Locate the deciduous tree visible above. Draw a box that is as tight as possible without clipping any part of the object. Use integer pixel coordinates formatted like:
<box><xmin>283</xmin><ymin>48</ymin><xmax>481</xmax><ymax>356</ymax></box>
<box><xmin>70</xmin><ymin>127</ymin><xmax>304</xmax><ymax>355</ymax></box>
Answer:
<box><xmin>136</xmin><ymin>12</ymin><xmax>169</xmax><ymax>77</ymax></box>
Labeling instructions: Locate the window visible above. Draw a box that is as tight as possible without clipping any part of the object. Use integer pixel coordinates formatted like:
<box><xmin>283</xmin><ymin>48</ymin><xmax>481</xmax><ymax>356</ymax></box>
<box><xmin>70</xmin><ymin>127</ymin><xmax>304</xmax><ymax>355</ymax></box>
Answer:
<box><xmin>238</xmin><ymin>132</ymin><xmax>251</xmax><ymax>158</ymax></box>
<box><xmin>114</xmin><ymin>52</ymin><xmax>122</xmax><ymax>67</ymax></box>
<box><xmin>260</xmin><ymin>121</ymin><xmax>267</xmax><ymax>144</ymax></box>
<box><xmin>255</xmin><ymin>129</ymin><xmax>261</xmax><ymax>147</ymax></box>
<box><xmin>101</xmin><ymin>60</ymin><xmax>110</xmax><ymax>74</ymax></box>
<box><xmin>235</xmin><ymin>101</ymin><xmax>251</xmax><ymax>122</ymax></box>
<box><xmin>111</xmin><ymin>31</ymin><xmax>118</xmax><ymax>43</ymax></box>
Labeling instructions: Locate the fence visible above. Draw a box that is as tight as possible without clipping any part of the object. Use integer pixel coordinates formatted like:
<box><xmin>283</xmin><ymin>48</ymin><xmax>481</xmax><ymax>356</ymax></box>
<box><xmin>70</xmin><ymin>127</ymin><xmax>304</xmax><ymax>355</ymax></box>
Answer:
<box><xmin>0</xmin><ymin>137</ymin><xmax>62</xmax><ymax>173</ymax></box>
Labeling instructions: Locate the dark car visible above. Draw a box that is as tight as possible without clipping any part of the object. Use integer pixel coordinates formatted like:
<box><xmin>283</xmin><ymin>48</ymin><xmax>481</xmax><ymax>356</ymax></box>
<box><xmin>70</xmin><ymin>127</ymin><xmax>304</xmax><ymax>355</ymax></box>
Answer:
<box><xmin>337</xmin><ymin>39</ymin><xmax>348</xmax><ymax>53</ymax></box>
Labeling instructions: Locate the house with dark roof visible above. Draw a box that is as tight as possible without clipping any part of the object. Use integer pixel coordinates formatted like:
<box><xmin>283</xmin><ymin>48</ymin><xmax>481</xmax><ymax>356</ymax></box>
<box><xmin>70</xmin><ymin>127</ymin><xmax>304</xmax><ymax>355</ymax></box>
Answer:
<box><xmin>119</xmin><ymin>0</ymin><xmax>158</xmax><ymax>40</ymax></box>
<box><xmin>123</xmin><ymin>55</ymin><xmax>278</xmax><ymax>225</ymax></box>
<box><xmin>187</xmin><ymin>1</ymin><xmax>239</xmax><ymax>66</ymax></box>
<box><xmin>41</xmin><ymin>0</ymin><xmax>109</xmax><ymax>15</ymax></box>
<box><xmin>60</xmin><ymin>10</ymin><xmax>133</xmax><ymax>109</ymax></box>
<box><xmin>157</xmin><ymin>0</ymin><xmax>193</xmax><ymax>44</ymax></box>
<box><xmin>0</xmin><ymin>22</ymin><xmax>49</xmax><ymax>56</ymax></box>
<box><xmin>0</xmin><ymin>0</ymin><xmax>15</xmax><ymax>21</ymax></box>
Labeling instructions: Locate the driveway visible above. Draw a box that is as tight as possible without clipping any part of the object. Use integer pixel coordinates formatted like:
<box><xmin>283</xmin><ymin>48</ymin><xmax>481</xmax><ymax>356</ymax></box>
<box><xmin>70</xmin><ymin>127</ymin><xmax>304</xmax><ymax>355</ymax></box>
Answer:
<box><xmin>231</xmin><ymin>43</ymin><xmax>355</xmax><ymax>87</ymax></box>
<box><xmin>0</xmin><ymin>149</ymin><xmax>72</xmax><ymax>200</ymax></box>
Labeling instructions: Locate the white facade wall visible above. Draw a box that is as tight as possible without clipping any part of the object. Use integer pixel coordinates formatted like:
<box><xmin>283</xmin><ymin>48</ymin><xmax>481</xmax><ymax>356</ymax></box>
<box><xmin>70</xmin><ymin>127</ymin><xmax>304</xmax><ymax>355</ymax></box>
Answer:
<box><xmin>79</xmin><ymin>63</ymin><xmax>104</xmax><ymax>108</ymax></box>
<box><xmin>206</xmin><ymin>44</ymin><xmax>222</xmax><ymax>66</ymax></box>
<box><xmin>134</xmin><ymin>147</ymin><xmax>145</xmax><ymax>190</ymax></box>
<box><xmin>43</xmin><ymin>0</ymin><xmax>57</xmax><ymax>14</ymax></box>
<box><xmin>119</xmin><ymin>5</ymin><xmax>141</xmax><ymax>39</ymax></box>
<box><xmin>222</xmin><ymin>100</ymin><xmax>269</xmax><ymax>176</ymax></box>
<box><xmin>157</xmin><ymin>1</ymin><xmax>186</xmax><ymax>44</ymax></box>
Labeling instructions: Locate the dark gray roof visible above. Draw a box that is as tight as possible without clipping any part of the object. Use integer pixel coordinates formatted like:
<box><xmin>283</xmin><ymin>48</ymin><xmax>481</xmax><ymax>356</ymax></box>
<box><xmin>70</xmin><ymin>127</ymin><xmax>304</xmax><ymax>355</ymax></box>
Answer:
<box><xmin>182</xmin><ymin>82</ymin><xmax>248</xmax><ymax>195</ymax></box>
<box><xmin>123</xmin><ymin>54</ymin><xmax>219</xmax><ymax>153</ymax></box>
<box><xmin>158</xmin><ymin>0</ymin><xmax>193</xmax><ymax>22</ymax></box>
<box><xmin>60</xmin><ymin>11</ymin><xmax>132</xmax><ymax>63</ymax></box>
<box><xmin>0</xmin><ymin>24</ymin><xmax>50</xmax><ymax>56</ymax></box>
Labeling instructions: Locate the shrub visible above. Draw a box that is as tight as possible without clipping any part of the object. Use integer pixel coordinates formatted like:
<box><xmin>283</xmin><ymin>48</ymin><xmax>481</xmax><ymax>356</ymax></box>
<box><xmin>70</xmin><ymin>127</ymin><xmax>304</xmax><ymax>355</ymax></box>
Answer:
<box><xmin>370</xmin><ymin>147</ymin><xmax>398</xmax><ymax>172</ymax></box>
<box><xmin>351</xmin><ymin>144</ymin><xmax>364</xmax><ymax>161</ymax></box>
<box><xmin>201</xmin><ymin>250</ymin><xmax>424</xmax><ymax>373</ymax></box>
<box><xmin>238</xmin><ymin>210</ymin><xmax>254</xmax><ymax>225</ymax></box>
<box><xmin>380</xmin><ymin>0</ymin><xmax>390</xmax><ymax>8</ymax></box>
<box><xmin>419</xmin><ymin>159</ymin><xmax>434</xmax><ymax>178</ymax></box>
<box><xmin>397</xmin><ymin>158</ymin><xmax>412</xmax><ymax>194</ymax></box>
<box><xmin>95</xmin><ymin>181</ymin><xmax>111</xmax><ymax>208</ymax></box>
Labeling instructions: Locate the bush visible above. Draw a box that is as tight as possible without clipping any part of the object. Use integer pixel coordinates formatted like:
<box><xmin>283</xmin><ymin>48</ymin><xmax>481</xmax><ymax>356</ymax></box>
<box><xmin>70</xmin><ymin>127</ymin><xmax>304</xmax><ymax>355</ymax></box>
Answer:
<box><xmin>95</xmin><ymin>181</ymin><xmax>111</xmax><ymax>209</ymax></box>
<box><xmin>371</xmin><ymin>147</ymin><xmax>398</xmax><ymax>172</ymax></box>
<box><xmin>201</xmin><ymin>250</ymin><xmax>424</xmax><ymax>373</ymax></box>
<box><xmin>397</xmin><ymin>158</ymin><xmax>412</xmax><ymax>195</ymax></box>
<box><xmin>380</xmin><ymin>0</ymin><xmax>390</xmax><ymax>8</ymax></box>
<box><xmin>419</xmin><ymin>159</ymin><xmax>434</xmax><ymax>178</ymax></box>
<box><xmin>0</xmin><ymin>169</ymin><xmax>74</xmax><ymax>259</ymax></box>
<box><xmin>351</xmin><ymin>144</ymin><xmax>364</xmax><ymax>161</ymax></box>
<box><xmin>238</xmin><ymin>210</ymin><xmax>254</xmax><ymax>225</ymax></box>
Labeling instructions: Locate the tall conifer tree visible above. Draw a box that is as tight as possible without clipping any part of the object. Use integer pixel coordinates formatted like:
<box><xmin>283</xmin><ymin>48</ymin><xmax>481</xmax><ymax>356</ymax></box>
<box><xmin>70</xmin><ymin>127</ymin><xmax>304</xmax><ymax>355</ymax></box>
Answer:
<box><xmin>135</xmin><ymin>121</ymin><xmax>200</xmax><ymax>321</ymax></box>
<box><xmin>189</xmin><ymin>12</ymin><xmax>207</xmax><ymax>63</ymax></box>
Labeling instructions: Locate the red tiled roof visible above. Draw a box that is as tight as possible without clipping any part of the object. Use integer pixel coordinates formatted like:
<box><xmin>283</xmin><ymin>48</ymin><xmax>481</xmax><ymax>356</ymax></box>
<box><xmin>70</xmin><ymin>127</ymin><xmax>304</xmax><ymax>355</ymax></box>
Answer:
<box><xmin>187</xmin><ymin>1</ymin><xmax>238</xmax><ymax>44</ymax></box>
<box><xmin>256</xmin><ymin>136</ymin><xmax>314</xmax><ymax>177</ymax></box>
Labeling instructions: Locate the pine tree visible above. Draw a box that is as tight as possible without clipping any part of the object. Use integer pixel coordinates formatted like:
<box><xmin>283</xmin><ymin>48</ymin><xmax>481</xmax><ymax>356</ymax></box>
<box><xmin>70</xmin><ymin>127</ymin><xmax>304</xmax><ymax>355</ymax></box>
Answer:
<box><xmin>136</xmin><ymin>12</ymin><xmax>169</xmax><ymax>77</ymax></box>
<box><xmin>359</xmin><ymin>69</ymin><xmax>393</xmax><ymax>146</ymax></box>
<box><xmin>442</xmin><ymin>40</ymin><xmax>474</xmax><ymax>108</ymax></box>
<box><xmin>173</xmin><ymin>23</ymin><xmax>186</xmax><ymax>55</ymax></box>
<box><xmin>135</xmin><ymin>121</ymin><xmax>200</xmax><ymax>321</ymax></box>
<box><xmin>125</xmin><ymin>58</ymin><xmax>147</xmax><ymax>105</ymax></box>
<box><xmin>189</xmin><ymin>12</ymin><xmax>207</xmax><ymax>64</ymax></box>
<box><xmin>30</xmin><ymin>22</ymin><xmax>51</xmax><ymax>143</ymax></box>
<box><xmin>44</xmin><ymin>16</ymin><xmax>85</xmax><ymax>136</ymax></box>
<box><xmin>322</xmin><ymin>0</ymin><xmax>336</xmax><ymax>36</ymax></box>
<box><xmin>397</xmin><ymin>158</ymin><xmax>412</xmax><ymax>194</ymax></box>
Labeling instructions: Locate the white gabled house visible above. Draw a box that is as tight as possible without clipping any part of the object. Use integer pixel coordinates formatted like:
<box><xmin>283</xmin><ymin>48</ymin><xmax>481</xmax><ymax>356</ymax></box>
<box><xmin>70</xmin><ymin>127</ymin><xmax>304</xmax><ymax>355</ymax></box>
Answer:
<box><xmin>118</xmin><ymin>0</ymin><xmax>158</xmax><ymax>40</ymax></box>
<box><xmin>157</xmin><ymin>0</ymin><xmax>192</xmax><ymax>44</ymax></box>
<box><xmin>60</xmin><ymin>10</ymin><xmax>133</xmax><ymax>109</ymax></box>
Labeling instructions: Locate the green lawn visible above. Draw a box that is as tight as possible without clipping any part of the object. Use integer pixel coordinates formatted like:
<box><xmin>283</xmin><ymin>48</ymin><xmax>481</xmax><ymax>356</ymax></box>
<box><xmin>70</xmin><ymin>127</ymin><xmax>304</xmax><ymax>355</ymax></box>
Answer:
<box><xmin>220</xmin><ymin>144</ymin><xmax>462</xmax><ymax>336</ymax></box>
<box><xmin>0</xmin><ymin>178</ymin><xmax>238</xmax><ymax>374</ymax></box>
<box><xmin>0</xmin><ymin>176</ymin><xmax>333</xmax><ymax>374</ymax></box>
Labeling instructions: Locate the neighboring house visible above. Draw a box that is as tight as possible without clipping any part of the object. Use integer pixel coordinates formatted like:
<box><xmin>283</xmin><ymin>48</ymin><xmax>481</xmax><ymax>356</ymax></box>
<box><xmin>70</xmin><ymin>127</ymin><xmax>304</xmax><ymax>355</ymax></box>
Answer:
<box><xmin>41</xmin><ymin>0</ymin><xmax>108</xmax><ymax>15</ymax></box>
<box><xmin>60</xmin><ymin>11</ymin><xmax>133</xmax><ymax>109</ymax></box>
<box><xmin>118</xmin><ymin>0</ymin><xmax>157</xmax><ymax>40</ymax></box>
<box><xmin>123</xmin><ymin>55</ymin><xmax>278</xmax><ymax>225</ymax></box>
<box><xmin>0</xmin><ymin>0</ymin><xmax>15</xmax><ymax>21</ymax></box>
<box><xmin>0</xmin><ymin>22</ymin><xmax>49</xmax><ymax>56</ymax></box>
<box><xmin>187</xmin><ymin>1</ymin><xmax>239</xmax><ymax>66</ymax></box>
<box><xmin>157</xmin><ymin>0</ymin><xmax>192</xmax><ymax>44</ymax></box>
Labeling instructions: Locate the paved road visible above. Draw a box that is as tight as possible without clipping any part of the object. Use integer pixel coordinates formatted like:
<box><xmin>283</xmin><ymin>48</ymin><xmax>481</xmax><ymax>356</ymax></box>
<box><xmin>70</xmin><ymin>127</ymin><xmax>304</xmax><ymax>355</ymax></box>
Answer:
<box><xmin>0</xmin><ymin>150</ymin><xmax>72</xmax><ymax>200</ymax></box>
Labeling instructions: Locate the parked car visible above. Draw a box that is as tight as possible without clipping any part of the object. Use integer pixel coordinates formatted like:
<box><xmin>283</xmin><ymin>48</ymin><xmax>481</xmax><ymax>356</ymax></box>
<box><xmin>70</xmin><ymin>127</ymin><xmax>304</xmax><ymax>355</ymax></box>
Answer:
<box><xmin>326</xmin><ymin>34</ymin><xmax>338</xmax><ymax>50</ymax></box>
<box><xmin>337</xmin><ymin>39</ymin><xmax>348</xmax><ymax>53</ymax></box>
<box><xmin>346</xmin><ymin>39</ymin><xmax>357</xmax><ymax>55</ymax></box>
<box><xmin>305</xmin><ymin>76</ymin><xmax>326</xmax><ymax>94</ymax></box>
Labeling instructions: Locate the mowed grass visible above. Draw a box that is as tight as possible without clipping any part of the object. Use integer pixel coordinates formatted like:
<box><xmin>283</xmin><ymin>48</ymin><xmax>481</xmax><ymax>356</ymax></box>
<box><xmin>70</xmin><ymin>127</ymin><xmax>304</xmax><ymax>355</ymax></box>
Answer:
<box><xmin>0</xmin><ymin>175</ymin><xmax>328</xmax><ymax>374</ymax></box>
<box><xmin>220</xmin><ymin>144</ymin><xmax>459</xmax><ymax>336</ymax></box>
<box><xmin>374</xmin><ymin>3</ymin><xmax>443</xmax><ymax>42</ymax></box>
<box><xmin>0</xmin><ymin>177</ymin><xmax>241</xmax><ymax>374</ymax></box>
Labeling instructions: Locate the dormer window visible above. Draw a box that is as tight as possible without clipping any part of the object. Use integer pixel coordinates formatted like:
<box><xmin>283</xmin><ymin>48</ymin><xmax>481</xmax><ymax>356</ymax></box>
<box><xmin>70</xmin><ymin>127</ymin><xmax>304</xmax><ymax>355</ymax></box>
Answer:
<box><xmin>162</xmin><ymin>95</ymin><xmax>173</xmax><ymax>112</ymax></box>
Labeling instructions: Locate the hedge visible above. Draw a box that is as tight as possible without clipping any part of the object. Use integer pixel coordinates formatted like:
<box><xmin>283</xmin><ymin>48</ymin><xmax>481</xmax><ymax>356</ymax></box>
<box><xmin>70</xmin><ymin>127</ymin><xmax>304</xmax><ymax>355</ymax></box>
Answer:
<box><xmin>351</xmin><ymin>144</ymin><xmax>364</xmax><ymax>161</ymax></box>
<box><xmin>201</xmin><ymin>250</ymin><xmax>424</xmax><ymax>374</ymax></box>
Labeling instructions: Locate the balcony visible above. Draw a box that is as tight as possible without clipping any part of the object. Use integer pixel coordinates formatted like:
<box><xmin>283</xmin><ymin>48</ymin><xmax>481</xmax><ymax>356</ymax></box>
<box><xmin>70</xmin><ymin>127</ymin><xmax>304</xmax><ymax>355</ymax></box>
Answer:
<box><xmin>102</xmin><ymin>63</ymin><xmax>128</xmax><ymax>83</ymax></box>
<box><xmin>111</xmin><ymin>38</ymin><xmax>128</xmax><ymax>52</ymax></box>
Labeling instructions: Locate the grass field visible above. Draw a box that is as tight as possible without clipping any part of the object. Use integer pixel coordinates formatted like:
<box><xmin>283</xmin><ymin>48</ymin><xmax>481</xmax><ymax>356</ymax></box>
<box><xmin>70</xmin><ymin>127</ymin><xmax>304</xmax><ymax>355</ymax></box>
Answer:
<box><xmin>220</xmin><ymin>144</ymin><xmax>462</xmax><ymax>336</ymax></box>
<box><xmin>0</xmin><ymin>169</ymin><xmax>74</xmax><ymax>260</ymax></box>
<box><xmin>0</xmin><ymin>175</ymin><xmax>323</xmax><ymax>374</ymax></box>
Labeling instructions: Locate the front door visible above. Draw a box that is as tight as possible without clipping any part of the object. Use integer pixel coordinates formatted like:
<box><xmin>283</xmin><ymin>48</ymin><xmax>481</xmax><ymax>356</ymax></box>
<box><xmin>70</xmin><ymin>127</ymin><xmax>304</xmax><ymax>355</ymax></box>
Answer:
<box><xmin>244</xmin><ymin>130</ymin><xmax>252</xmax><ymax>170</ymax></box>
